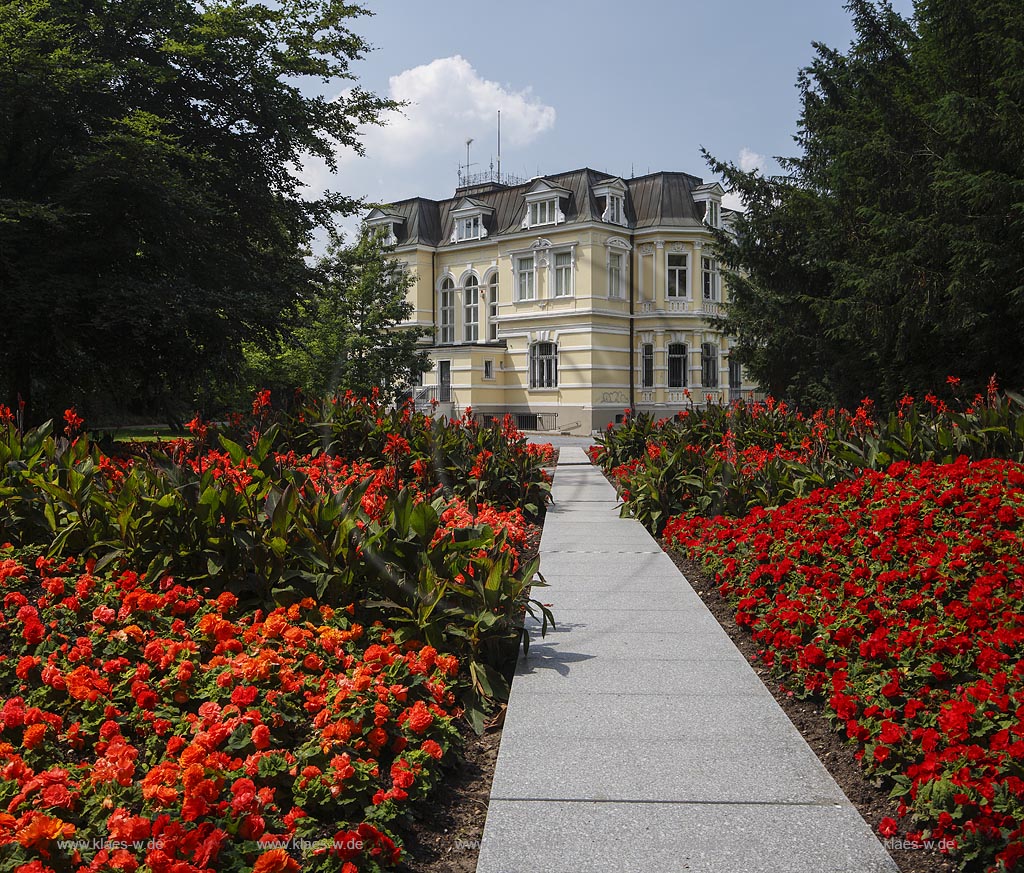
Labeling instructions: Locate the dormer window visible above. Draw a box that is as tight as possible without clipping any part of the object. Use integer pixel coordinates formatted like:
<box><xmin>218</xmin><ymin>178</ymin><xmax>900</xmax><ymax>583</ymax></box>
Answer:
<box><xmin>363</xmin><ymin>208</ymin><xmax>406</xmax><ymax>245</ymax></box>
<box><xmin>449</xmin><ymin>197</ymin><xmax>493</xmax><ymax>244</ymax></box>
<box><xmin>593</xmin><ymin>178</ymin><xmax>629</xmax><ymax>227</ymax></box>
<box><xmin>692</xmin><ymin>182</ymin><xmax>725</xmax><ymax>229</ymax></box>
<box><xmin>521</xmin><ymin>179</ymin><xmax>569</xmax><ymax>229</ymax></box>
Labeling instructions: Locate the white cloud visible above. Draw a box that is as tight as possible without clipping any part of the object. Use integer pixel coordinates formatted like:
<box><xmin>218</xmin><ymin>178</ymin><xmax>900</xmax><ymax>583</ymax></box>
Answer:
<box><xmin>366</xmin><ymin>56</ymin><xmax>556</xmax><ymax>165</ymax></box>
<box><xmin>297</xmin><ymin>56</ymin><xmax>556</xmax><ymax>249</ymax></box>
<box><xmin>721</xmin><ymin>191</ymin><xmax>744</xmax><ymax>212</ymax></box>
<box><xmin>721</xmin><ymin>147</ymin><xmax>768</xmax><ymax>211</ymax></box>
<box><xmin>738</xmin><ymin>147</ymin><xmax>767</xmax><ymax>174</ymax></box>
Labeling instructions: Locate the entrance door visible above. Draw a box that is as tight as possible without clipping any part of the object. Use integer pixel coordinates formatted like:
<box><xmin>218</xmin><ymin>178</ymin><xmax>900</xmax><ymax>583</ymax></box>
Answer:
<box><xmin>438</xmin><ymin>360</ymin><xmax>452</xmax><ymax>402</ymax></box>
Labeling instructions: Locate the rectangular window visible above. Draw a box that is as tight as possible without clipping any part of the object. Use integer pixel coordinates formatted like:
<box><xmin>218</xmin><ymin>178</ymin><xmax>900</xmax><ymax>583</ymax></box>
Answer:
<box><xmin>488</xmin><ymin>278</ymin><xmax>499</xmax><ymax>340</ymax></box>
<box><xmin>439</xmin><ymin>281</ymin><xmax>455</xmax><ymax>344</ymax></box>
<box><xmin>458</xmin><ymin>216</ymin><xmax>481</xmax><ymax>241</ymax></box>
<box><xmin>610</xmin><ymin>195</ymin><xmax>623</xmax><ymax>224</ymax></box>
<box><xmin>554</xmin><ymin>251</ymin><xmax>573</xmax><ymax>296</ymax></box>
<box><xmin>483</xmin><ymin>360</ymin><xmax>494</xmax><ymax>380</ymax></box>
<box><xmin>667</xmin><ymin>253</ymin><xmax>688</xmax><ymax>298</ymax></box>
<box><xmin>516</xmin><ymin>256</ymin><xmax>535</xmax><ymax>300</ymax></box>
<box><xmin>707</xmin><ymin>201</ymin><xmax>720</xmax><ymax>228</ymax></box>
<box><xmin>641</xmin><ymin>343</ymin><xmax>654</xmax><ymax>389</ymax></box>
<box><xmin>702</xmin><ymin>256</ymin><xmax>719</xmax><ymax>301</ymax></box>
<box><xmin>530</xmin><ymin>342</ymin><xmax>558</xmax><ymax>389</ymax></box>
<box><xmin>668</xmin><ymin>343</ymin><xmax>688</xmax><ymax>388</ymax></box>
<box><xmin>701</xmin><ymin>342</ymin><xmax>719</xmax><ymax>388</ymax></box>
<box><xmin>609</xmin><ymin>252</ymin><xmax>623</xmax><ymax>298</ymax></box>
<box><xmin>438</xmin><ymin>360</ymin><xmax>452</xmax><ymax>402</ymax></box>
<box><xmin>529</xmin><ymin>200</ymin><xmax>555</xmax><ymax>226</ymax></box>
<box><xmin>464</xmin><ymin>281</ymin><xmax>479</xmax><ymax>342</ymax></box>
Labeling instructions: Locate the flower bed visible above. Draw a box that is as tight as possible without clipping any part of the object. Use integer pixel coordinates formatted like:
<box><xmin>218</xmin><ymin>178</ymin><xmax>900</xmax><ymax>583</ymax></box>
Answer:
<box><xmin>0</xmin><ymin>395</ymin><xmax>555</xmax><ymax>871</ymax></box>
<box><xmin>588</xmin><ymin>382</ymin><xmax>1024</xmax><ymax>532</ymax></box>
<box><xmin>591</xmin><ymin>386</ymin><xmax>1024</xmax><ymax>872</ymax></box>
<box><xmin>0</xmin><ymin>549</ymin><xmax>458</xmax><ymax>872</ymax></box>
<box><xmin>667</xmin><ymin>458</ymin><xmax>1024</xmax><ymax>872</ymax></box>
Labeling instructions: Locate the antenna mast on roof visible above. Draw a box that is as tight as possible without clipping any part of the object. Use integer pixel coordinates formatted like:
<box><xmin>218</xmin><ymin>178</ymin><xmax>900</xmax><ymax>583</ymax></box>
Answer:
<box><xmin>497</xmin><ymin>110</ymin><xmax>501</xmax><ymax>180</ymax></box>
<box><xmin>458</xmin><ymin>138</ymin><xmax>476</xmax><ymax>186</ymax></box>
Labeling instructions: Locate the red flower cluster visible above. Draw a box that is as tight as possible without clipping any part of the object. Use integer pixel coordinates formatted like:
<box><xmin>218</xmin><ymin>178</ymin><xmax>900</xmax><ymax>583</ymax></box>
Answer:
<box><xmin>665</xmin><ymin>457</ymin><xmax>1024</xmax><ymax>870</ymax></box>
<box><xmin>0</xmin><ymin>552</ymin><xmax>462</xmax><ymax>872</ymax></box>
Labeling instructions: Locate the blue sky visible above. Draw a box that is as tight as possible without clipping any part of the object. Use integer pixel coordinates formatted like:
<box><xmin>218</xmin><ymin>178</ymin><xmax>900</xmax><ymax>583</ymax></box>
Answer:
<box><xmin>299</xmin><ymin>0</ymin><xmax>916</xmax><ymax>238</ymax></box>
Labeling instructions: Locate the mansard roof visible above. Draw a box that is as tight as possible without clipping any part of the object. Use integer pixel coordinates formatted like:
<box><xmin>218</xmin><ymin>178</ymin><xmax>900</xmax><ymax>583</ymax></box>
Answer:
<box><xmin>378</xmin><ymin>167</ymin><xmax>712</xmax><ymax>246</ymax></box>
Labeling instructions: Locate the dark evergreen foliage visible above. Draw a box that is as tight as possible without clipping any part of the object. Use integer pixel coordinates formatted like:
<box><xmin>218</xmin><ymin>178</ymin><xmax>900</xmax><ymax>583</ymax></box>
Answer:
<box><xmin>708</xmin><ymin>0</ymin><xmax>1024</xmax><ymax>408</ymax></box>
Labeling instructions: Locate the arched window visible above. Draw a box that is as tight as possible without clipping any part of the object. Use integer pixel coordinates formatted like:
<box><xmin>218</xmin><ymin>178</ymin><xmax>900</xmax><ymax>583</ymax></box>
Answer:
<box><xmin>487</xmin><ymin>273</ymin><xmax>499</xmax><ymax>341</ymax></box>
<box><xmin>438</xmin><ymin>278</ymin><xmax>455</xmax><ymax>345</ymax></box>
<box><xmin>668</xmin><ymin>343</ymin><xmax>688</xmax><ymax>388</ymax></box>
<box><xmin>701</xmin><ymin>342</ymin><xmax>719</xmax><ymax>388</ymax></box>
<box><xmin>464</xmin><ymin>275</ymin><xmax>479</xmax><ymax>342</ymax></box>
<box><xmin>529</xmin><ymin>342</ymin><xmax>558</xmax><ymax>389</ymax></box>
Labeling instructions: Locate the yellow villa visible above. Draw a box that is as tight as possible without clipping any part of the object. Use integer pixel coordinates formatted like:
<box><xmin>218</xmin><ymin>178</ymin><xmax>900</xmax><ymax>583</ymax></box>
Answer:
<box><xmin>366</xmin><ymin>167</ymin><xmax>754</xmax><ymax>434</ymax></box>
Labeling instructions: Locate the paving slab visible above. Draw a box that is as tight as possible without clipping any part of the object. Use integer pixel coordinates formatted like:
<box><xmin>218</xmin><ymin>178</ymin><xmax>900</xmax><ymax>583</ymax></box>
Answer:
<box><xmin>476</xmin><ymin>453</ymin><xmax>897</xmax><ymax>873</ymax></box>
<box><xmin>540</xmin><ymin>532</ymin><xmax>662</xmax><ymax>550</ymax></box>
<box><xmin>488</xmin><ymin>735</ymin><xmax>846</xmax><ymax>805</ymax></box>
<box><xmin>476</xmin><ymin>800</ymin><xmax>896</xmax><ymax>873</ymax></box>
<box><xmin>512</xmin><ymin>654</ymin><xmax>766</xmax><ymax>696</ymax></box>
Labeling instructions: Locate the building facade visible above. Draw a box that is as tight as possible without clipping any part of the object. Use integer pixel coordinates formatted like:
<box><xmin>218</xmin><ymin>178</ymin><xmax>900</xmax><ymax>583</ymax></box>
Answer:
<box><xmin>366</xmin><ymin>167</ymin><xmax>753</xmax><ymax>434</ymax></box>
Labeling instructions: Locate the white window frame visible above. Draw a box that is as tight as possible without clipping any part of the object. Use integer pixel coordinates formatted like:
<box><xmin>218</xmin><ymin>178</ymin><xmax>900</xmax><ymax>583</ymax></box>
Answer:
<box><xmin>668</xmin><ymin>343</ymin><xmax>688</xmax><ymax>389</ymax></box>
<box><xmin>516</xmin><ymin>256</ymin><xmax>536</xmax><ymax>301</ymax></box>
<box><xmin>528</xmin><ymin>199</ymin><xmax>559</xmax><ymax>228</ymax></box>
<box><xmin>464</xmin><ymin>275</ymin><xmax>479</xmax><ymax>342</ymax></box>
<box><xmin>553</xmin><ymin>249</ymin><xmax>574</xmax><ymax>297</ymax></box>
<box><xmin>640</xmin><ymin>343</ymin><xmax>654</xmax><ymax>389</ymax></box>
<box><xmin>608</xmin><ymin>251</ymin><xmax>624</xmax><ymax>299</ymax></box>
<box><xmin>701</xmin><ymin>342</ymin><xmax>719</xmax><ymax>388</ymax></box>
<box><xmin>667</xmin><ymin>252</ymin><xmax>689</xmax><ymax>299</ymax></box>
<box><xmin>483</xmin><ymin>359</ymin><xmax>495</xmax><ymax>380</ymax></box>
<box><xmin>457</xmin><ymin>215</ymin><xmax>481</xmax><ymax>242</ymax></box>
<box><xmin>608</xmin><ymin>194</ymin><xmax>623</xmax><ymax>225</ymax></box>
<box><xmin>707</xmin><ymin>200</ymin><xmax>720</xmax><ymax>228</ymax></box>
<box><xmin>529</xmin><ymin>342</ymin><xmax>558</xmax><ymax>389</ymax></box>
<box><xmin>702</xmin><ymin>256</ymin><xmax>720</xmax><ymax>302</ymax></box>
<box><xmin>486</xmin><ymin>272</ymin><xmax>499</xmax><ymax>341</ymax></box>
<box><xmin>438</xmin><ymin>278</ymin><xmax>455</xmax><ymax>345</ymax></box>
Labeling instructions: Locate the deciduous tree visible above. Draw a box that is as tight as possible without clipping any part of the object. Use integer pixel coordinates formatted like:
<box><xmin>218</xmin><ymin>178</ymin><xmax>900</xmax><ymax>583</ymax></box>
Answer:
<box><xmin>0</xmin><ymin>0</ymin><xmax>394</xmax><ymax>422</ymax></box>
<box><xmin>245</xmin><ymin>229</ymin><xmax>431</xmax><ymax>403</ymax></box>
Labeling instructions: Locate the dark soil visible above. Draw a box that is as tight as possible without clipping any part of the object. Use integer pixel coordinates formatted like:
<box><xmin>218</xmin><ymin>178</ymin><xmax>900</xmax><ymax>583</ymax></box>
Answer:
<box><xmin>395</xmin><ymin>719</ymin><xmax>503</xmax><ymax>873</ymax></box>
<box><xmin>666</xmin><ymin>550</ymin><xmax>957</xmax><ymax>873</ymax></box>
<box><xmin>396</xmin><ymin>449</ymin><xmax>557</xmax><ymax>872</ymax></box>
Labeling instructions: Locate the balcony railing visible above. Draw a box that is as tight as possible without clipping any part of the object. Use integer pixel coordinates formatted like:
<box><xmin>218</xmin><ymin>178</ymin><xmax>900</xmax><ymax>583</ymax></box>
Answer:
<box><xmin>698</xmin><ymin>300</ymin><xmax>724</xmax><ymax>318</ymax></box>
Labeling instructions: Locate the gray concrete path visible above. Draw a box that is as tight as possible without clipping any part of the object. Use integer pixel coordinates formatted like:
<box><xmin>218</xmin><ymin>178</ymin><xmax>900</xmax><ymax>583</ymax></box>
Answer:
<box><xmin>475</xmin><ymin>446</ymin><xmax>898</xmax><ymax>873</ymax></box>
